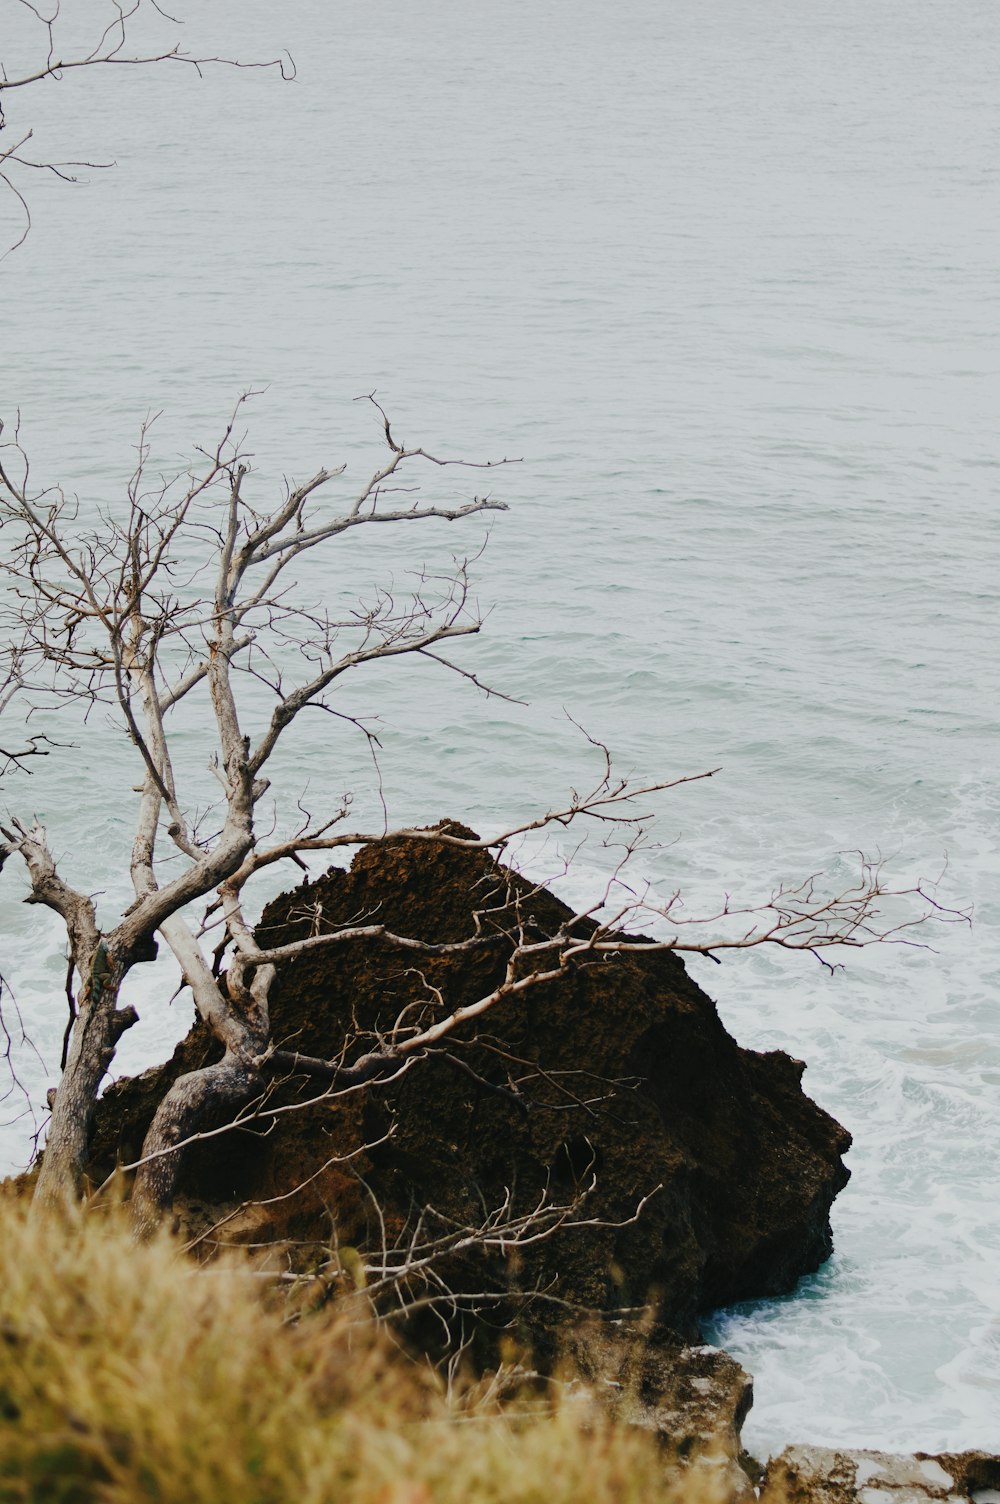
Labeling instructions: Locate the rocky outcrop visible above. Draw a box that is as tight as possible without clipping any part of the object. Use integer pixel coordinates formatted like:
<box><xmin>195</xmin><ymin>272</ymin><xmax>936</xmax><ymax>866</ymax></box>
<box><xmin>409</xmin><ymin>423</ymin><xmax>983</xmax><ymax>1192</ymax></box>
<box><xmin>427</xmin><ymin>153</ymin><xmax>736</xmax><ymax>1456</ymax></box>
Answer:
<box><xmin>760</xmin><ymin>1446</ymin><xmax>1000</xmax><ymax>1504</ymax></box>
<box><xmin>89</xmin><ymin>824</ymin><xmax>851</xmax><ymax>1342</ymax></box>
<box><xmin>567</xmin><ymin>1328</ymin><xmax>756</xmax><ymax>1502</ymax></box>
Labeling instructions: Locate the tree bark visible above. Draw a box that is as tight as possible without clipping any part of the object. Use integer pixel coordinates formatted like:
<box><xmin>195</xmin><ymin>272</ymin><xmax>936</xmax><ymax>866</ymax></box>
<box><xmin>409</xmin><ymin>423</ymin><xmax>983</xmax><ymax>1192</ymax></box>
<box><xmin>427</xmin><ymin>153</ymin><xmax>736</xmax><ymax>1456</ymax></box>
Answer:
<box><xmin>33</xmin><ymin>944</ymin><xmax>137</xmax><ymax>1210</ymax></box>
<box><xmin>129</xmin><ymin>1051</ymin><xmax>262</xmax><ymax>1238</ymax></box>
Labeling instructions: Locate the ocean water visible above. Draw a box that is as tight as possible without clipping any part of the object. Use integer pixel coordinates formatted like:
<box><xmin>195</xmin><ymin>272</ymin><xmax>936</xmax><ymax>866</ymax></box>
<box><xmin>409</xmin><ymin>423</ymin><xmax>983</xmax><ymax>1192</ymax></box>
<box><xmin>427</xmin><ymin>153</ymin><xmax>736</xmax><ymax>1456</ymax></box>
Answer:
<box><xmin>1</xmin><ymin>0</ymin><xmax>998</xmax><ymax>1459</ymax></box>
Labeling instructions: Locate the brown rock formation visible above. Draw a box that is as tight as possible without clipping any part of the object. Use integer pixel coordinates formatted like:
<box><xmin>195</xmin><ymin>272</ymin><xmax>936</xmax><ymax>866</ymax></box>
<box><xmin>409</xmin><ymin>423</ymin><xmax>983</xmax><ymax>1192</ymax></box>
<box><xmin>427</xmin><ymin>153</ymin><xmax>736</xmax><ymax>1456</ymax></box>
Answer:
<box><xmin>89</xmin><ymin>826</ymin><xmax>851</xmax><ymax>1343</ymax></box>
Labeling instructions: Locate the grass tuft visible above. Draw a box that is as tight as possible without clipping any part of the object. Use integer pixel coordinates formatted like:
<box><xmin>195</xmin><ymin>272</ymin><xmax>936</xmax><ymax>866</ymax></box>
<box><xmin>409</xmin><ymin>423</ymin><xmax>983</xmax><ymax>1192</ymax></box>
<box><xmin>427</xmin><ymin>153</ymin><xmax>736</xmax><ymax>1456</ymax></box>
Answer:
<box><xmin>0</xmin><ymin>1200</ymin><xmax>723</xmax><ymax>1503</ymax></box>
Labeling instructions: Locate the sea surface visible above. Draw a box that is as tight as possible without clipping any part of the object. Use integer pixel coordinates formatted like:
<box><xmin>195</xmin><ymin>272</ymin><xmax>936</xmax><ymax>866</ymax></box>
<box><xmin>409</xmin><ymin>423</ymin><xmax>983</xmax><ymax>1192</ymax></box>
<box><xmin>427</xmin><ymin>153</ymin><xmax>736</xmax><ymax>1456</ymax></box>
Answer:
<box><xmin>1</xmin><ymin>0</ymin><xmax>997</xmax><ymax>1460</ymax></box>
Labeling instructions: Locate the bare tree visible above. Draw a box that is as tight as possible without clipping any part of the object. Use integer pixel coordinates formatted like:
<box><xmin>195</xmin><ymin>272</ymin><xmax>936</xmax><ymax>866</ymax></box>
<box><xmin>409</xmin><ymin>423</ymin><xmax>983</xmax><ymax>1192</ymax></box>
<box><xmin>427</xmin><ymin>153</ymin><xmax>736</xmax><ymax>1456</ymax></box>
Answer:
<box><xmin>0</xmin><ymin>0</ymin><xmax>292</xmax><ymax>253</ymax></box>
<box><xmin>180</xmin><ymin>1144</ymin><xmax>663</xmax><ymax>1356</ymax></box>
<box><xmin>0</xmin><ymin>392</ymin><xmax>962</xmax><ymax>1226</ymax></box>
<box><xmin>0</xmin><ymin>3</ymin><xmax>964</xmax><ymax>1241</ymax></box>
<box><xmin>0</xmin><ymin>394</ymin><xmax>510</xmax><ymax>1212</ymax></box>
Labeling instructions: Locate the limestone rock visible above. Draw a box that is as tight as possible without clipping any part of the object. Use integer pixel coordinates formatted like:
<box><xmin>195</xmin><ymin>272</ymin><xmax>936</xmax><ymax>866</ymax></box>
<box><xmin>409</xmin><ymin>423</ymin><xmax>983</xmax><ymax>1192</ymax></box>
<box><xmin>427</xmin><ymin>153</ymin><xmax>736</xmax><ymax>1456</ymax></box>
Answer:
<box><xmin>567</xmin><ymin>1326</ymin><xmax>756</xmax><ymax>1503</ymax></box>
<box><xmin>760</xmin><ymin>1446</ymin><xmax>1000</xmax><ymax>1504</ymax></box>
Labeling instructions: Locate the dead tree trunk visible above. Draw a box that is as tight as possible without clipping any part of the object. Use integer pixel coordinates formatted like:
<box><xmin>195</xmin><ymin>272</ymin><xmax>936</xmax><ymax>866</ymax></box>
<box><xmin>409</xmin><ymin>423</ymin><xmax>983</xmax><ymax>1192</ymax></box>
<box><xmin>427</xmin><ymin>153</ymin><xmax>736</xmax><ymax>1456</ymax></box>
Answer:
<box><xmin>34</xmin><ymin>941</ymin><xmax>138</xmax><ymax>1209</ymax></box>
<box><xmin>129</xmin><ymin>1052</ymin><xmax>264</xmax><ymax>1238</ymax></box>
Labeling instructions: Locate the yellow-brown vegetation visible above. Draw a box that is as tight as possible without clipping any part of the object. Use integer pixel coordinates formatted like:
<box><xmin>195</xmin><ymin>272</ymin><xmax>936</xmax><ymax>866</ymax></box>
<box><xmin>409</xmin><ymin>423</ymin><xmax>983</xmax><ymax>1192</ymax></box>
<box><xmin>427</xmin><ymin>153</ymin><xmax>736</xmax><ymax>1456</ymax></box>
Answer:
<box><xmin>0</xmin><ymin>1198</ymin><xmax>720</xmax><ymax>1504</ymax></box>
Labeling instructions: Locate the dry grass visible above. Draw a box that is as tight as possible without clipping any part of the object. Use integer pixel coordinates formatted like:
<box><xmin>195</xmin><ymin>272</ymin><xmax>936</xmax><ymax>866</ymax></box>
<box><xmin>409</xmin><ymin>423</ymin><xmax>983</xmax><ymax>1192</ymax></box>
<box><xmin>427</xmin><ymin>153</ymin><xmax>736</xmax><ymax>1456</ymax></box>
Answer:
<box><xmin>0</xmin><ymin>1198</ymin><xmax>721</xmax><ymax>1504</ymax></box>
